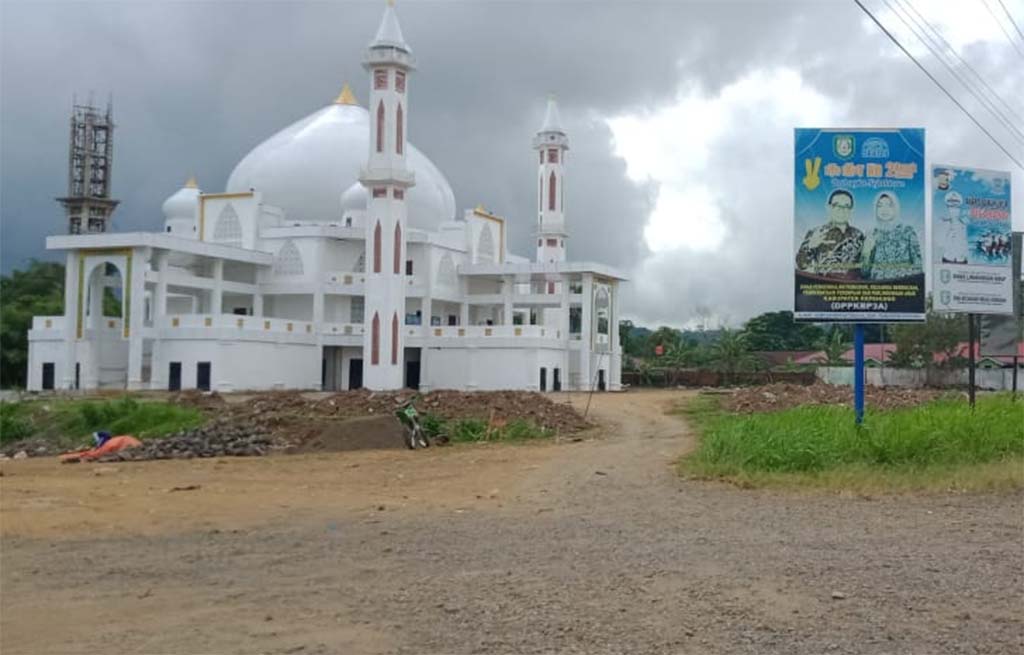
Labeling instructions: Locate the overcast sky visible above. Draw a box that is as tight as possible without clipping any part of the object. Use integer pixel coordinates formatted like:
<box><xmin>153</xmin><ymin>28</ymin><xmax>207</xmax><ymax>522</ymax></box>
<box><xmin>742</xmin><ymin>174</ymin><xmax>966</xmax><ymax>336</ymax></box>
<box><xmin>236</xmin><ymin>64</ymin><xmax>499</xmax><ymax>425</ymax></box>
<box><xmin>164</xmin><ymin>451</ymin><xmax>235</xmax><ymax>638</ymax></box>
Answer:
<box><xmin>2</xmin><ymin>0</ymin><xmax>1022</xmax><ymax>328</ymax></box>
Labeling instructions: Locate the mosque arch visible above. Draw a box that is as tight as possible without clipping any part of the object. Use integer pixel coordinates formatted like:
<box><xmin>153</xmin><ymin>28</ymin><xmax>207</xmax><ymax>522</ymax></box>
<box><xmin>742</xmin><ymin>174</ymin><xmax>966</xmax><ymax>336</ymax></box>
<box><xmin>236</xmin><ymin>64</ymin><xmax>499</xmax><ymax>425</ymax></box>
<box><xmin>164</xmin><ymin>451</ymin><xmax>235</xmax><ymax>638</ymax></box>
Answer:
<box><xmin>273</xmin><ymin>240</ymin><xmax>304</xmax><ymax>276</ymax></box>
<box><xmin>371</xmin><ymin>312</ymin><xmax>380</xmax><ymax>365</ymax></box>
<box><xmin>213</xmin><ymin>203</ymin><xmax>243</xmax><ymax>246</ymax></box>
<box><xmin>477</xmin><ymin>225</ymin><xmax>495</xmax><ymax>263</ymax></box>
<box><xmin>393</xmin><ymin>223</ymin><xmax>402</xmax><ymax>274</ymax></box>
<box><xmin>396</xmin><ymin>103</ymin><xmax>404</xmax><ymax>155</ymax></box>
<box><xmin>391</xmin><ymin>313</ymin><xmax>399</xmax><ymax>365</ymax></box>
<box><xmin>373</xmin><ymin>221</ymin><xmax>382</xmax><ymax>273</ymax></box>
<box><xmin>376</xmin><ymin>101</ymin><xmax>385</xmax><ymax>153</ymax></box>
<box><xmin>436</xmin><ymin>253</ymin><xmax>457</xmax><ymax>288</ymax></box>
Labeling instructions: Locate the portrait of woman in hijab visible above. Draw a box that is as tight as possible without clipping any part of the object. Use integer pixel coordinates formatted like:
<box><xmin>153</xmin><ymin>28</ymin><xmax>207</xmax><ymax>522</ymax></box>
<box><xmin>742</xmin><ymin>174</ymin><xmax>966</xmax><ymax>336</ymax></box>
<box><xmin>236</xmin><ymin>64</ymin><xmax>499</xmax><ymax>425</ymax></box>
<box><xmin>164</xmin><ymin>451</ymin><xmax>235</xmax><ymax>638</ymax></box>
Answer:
<box><xmin>860</xmin><ymin>191</ymin><xmax>923</xmax><ymax>281</ymax></box>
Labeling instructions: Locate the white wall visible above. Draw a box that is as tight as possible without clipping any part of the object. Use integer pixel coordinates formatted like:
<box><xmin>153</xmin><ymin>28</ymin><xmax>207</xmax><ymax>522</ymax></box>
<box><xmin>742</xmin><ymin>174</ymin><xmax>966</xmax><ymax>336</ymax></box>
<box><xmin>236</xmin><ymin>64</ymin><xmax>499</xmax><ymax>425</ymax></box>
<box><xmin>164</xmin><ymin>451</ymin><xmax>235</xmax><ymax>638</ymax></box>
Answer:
<box><xmin>154</xmin><ymin>339</ymin><xmax>319</xmax><ymax>392</ymax></box>
<box><xmin>817</xmin><ymin>366</ymin><xmax>1020</xmax><ymax>391</ymax></box>
<box><xmin>422</xmin><ymin>346</ymin><xmax>565</xmax><ymax>391</ymax></box>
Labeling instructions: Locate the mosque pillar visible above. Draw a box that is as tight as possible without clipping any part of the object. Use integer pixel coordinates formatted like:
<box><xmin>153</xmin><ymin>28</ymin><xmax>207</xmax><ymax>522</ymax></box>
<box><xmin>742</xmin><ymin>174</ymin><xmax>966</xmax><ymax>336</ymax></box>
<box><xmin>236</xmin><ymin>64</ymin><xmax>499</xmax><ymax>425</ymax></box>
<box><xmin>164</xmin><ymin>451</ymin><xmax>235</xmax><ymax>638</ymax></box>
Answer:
<box><xmin>154</xmin><ymin>251</ymin><xmax>169</xmax><ymax>319</ymax></box>
<box><xmin>61</xmin><ymin>251</ymin><xmax>81</xmax><ymax>389</ymax></box>
<box><xmin>579</xmin><ymin>273</ymin><xmax>593</xmax><ymax>390</ymax></box>
<box><xmin>211</xmin><ymin>258</ymin><xmax>224</xmax><ymax>315</ymax></box>
<box><xmin>503</xmin><ymin>275</ymin><xmax>514</xmax><ymax>326</ymax></box>
<box><xmin>253</xmin><ymin>293</ymin><xmax>264</xmax><ymax>317</ymax></box>
<box><xmin>126</xmin><ymin>247</ymin><xmax>148</xmax><ymax>390</ymax></box>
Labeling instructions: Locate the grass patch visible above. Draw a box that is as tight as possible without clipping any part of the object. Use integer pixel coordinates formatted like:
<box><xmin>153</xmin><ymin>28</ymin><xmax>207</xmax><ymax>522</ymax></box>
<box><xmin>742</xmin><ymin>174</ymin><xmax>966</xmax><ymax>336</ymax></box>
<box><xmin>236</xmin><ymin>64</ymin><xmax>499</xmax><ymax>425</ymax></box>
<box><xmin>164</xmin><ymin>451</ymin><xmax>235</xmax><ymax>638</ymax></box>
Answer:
<box><xmin>0</xmin><ymin>396</ymin><xmax>205</xmax><ymax>449</ymax></box>
<box><xmin>678</xmin><ymin>393</ymin><xmax>1024</xmax><ymax>492</ymax></box>
<box><xmin>423</xmin><ymin>414</ymin><xmax>554</xmax><ymax>444</ymax></box>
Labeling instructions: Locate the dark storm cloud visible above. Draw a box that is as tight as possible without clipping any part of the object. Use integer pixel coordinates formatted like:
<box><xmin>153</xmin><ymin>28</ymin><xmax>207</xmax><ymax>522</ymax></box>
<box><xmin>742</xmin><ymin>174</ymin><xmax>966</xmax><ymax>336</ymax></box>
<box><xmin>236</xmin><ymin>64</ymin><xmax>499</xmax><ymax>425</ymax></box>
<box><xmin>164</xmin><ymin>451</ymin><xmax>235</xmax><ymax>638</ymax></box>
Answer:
<box><xmin>2</xmin><ymin>0</ymin><xmax>1021</xmax><ymax>328</ymax></box>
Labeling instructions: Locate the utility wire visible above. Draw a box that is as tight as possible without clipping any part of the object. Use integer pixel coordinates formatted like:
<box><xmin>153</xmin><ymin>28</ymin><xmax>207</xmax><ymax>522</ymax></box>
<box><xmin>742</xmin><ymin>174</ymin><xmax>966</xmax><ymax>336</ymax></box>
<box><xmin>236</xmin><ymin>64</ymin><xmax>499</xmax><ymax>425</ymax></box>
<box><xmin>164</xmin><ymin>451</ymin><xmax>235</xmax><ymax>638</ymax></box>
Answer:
<box><xmin>888</xmin><ymin>0</ymin><xmax>1024</xmax><ymax>144</ymax></box>
<box><xmin>902</xmin><ymin>0</ymin><xmax>1024</xmax><ymax>130</ymax></box>
<box><xmin>996</xmin><ymin>0</ymin><xmax>1024</xmax><ymax>43</ymax></box>
<box><xmin>854</xmin><ymin>0</ymin><xmax>1024</xmax><ymax>170</ymax></box>
<box><xmin>982</xmin><ymin>0</ymin><xmax>1024</xmax><ymax>58</ymax></box>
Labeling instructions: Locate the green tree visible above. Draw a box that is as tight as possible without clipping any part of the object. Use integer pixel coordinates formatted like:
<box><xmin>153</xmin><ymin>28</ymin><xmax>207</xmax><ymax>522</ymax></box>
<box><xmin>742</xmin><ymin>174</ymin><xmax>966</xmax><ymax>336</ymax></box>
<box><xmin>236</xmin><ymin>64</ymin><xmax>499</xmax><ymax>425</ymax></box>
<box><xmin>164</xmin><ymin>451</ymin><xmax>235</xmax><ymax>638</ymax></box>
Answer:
<box><xmin>646</xmin><ymin>325</ymin><xmax>682</xmax><ymax>358</ymax></box>
<box><xmin>710</xmin><ymin>329</ymin><xmax>758</xmax><ymax>381</ymax></box>
<box><xmin>742</xmin><ymin>310</ymin><xmax>825</xmax><ymax>351</ymax></box>
<box><xmin>1</xmin><ymin>260</ymin><xmax>65</xmax><ymax>388</ymax></box>
<box><xmin>819</xmin><ymin>328</ymin><xmax>850</xmax><ymax>366</ymax></box>
<box><xmin>890</xmin><ymin>309</ymin><xmax>968</xmax><ymax>370</ymax></box>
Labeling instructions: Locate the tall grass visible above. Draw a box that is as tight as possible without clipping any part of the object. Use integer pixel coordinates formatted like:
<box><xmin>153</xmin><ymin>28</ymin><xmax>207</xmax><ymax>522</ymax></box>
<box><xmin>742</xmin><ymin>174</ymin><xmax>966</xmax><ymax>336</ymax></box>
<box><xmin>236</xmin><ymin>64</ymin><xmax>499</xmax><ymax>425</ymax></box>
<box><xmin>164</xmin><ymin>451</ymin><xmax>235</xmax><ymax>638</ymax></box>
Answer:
<box><xmin>682</xmin><ymin>395</ymin><xmax>1024</xmax><ymax>487</ymax></box>
<box><xmin>1</xmin><ymin>397</ymin><xmax>205</xmax><ymax>447</ymax></box>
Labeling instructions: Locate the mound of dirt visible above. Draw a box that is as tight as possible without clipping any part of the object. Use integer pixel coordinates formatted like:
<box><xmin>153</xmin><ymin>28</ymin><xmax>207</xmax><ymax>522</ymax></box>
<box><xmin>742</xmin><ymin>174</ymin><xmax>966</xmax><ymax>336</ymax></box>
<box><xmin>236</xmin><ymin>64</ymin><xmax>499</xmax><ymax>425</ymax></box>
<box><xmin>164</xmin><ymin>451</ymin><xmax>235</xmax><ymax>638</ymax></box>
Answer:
<box><xmin>291</xmin><ymin>415</ymin><xmax>408</xmax><ymax>453</ymax></box>
<box><xmin>722</xmin><ymin>382</ymin><xmax>950</xmax><ymax>414</ymax></box>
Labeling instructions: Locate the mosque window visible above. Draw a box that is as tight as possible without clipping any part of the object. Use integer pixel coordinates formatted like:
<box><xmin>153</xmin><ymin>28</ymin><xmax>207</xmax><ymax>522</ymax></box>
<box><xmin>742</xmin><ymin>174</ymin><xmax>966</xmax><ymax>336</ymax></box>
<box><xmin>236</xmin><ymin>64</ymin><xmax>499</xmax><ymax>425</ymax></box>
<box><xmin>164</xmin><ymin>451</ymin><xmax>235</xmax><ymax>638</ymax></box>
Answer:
<box><xmin>354</xmin><ymin>252</ymin><xmax>365</xmax><ymax>273</ymax></box>
<box><xmin>396</xmin><ymin>103</ymin><xmax>404</xmax><ymax>155</ymax></box>
<box><xmin>371</xmin><ymin>313</ymin><xmax>380</xmax><ymax>365</ymax></box>
<box><xmin>373</xmin><ymin>221</ymin><xmax>382</xmax><ymax>273</ymax></box>
<box><xmin>395</xmin><ymin>71</ymin><xmax>406</xmax><ymax>93</ymax></box>
<box><xmin>547</xmin><ymin>238</ymin><xmax>557</xmax><ymax>247</ymax></box>
<box><xmin>537</xmin><ymin>239</ymin><xmax>542</xmax><ymax>247</ymax></box>
<box><xmin>376</xmin><ymin>102</ymin><xmax>385</xmax><ymax>152</ymax></box>
<box><xmin>548</xmin><ymin>149</ymin><xmax>558</xmax><ymax>163</ymax></box>
<box><xmin>166</xmin><ymin>226</ymin><xmax>171</xmax><ymax>233</ymax></box>
<box><xmin>373</xmin><ymin>188</ymin><xmax>387</xmax><ymax>198</ymax></box>
<box><xmin>539</xmin><ymin>151</ymin><xmax>543</xmax><ymax>164</ymax></box>
<box><xmin>213</xmin><ymin>203</ymin><xmax>243</xmax><ymax>246</ymax></box>
<box><xmin>272</xmin><ymin>240</ymin><xmax>304</xmax><ymax>276</ymax></box>
<box><xmin>539</xmin><ymin>176</ymin><xmax>543</xmax><ymax>211</ymax></box>
<box><xmin>393</xmin><ymin>223</ymin><xmax>402</xmax><ymax>274</ymax></box>
<box><xmin>548</xmin><ymin>172</ymin><xmax>556</xmax><ymax>211</ymax></box>
<box><xmin>350</xmin><ymin>297</ymin><xmax>364</xmax><ymax>324</ymax></box>
<box><xmin>393</xmin><ymin>188</ymin><xmax>404</xmax><ymax>200</ymax></box>
<box><xmin>374</xmin><ymin>69</ymin><xmax>388</xmax><ymax>90</ymax></box>
<box><xmin>391</xmin><ymin>313</ymin><xmax>399</xmax><ymax>365</ymax></box>
<box><xmin>405</xmin><ymin>260</ymin><xmax>413</xmax><ymax>276</ymax></box>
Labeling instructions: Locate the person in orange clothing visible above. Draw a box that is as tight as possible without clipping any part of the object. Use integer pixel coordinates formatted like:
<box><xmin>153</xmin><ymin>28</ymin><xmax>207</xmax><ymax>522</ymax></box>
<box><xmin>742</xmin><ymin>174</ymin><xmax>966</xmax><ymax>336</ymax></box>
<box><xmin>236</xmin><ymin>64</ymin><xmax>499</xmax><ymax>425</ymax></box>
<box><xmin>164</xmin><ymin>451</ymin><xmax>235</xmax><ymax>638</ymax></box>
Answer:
<box><xmin>59</xmin><ymin>431</ymin><xmax>142</xmax><ymax>462</ymax></box>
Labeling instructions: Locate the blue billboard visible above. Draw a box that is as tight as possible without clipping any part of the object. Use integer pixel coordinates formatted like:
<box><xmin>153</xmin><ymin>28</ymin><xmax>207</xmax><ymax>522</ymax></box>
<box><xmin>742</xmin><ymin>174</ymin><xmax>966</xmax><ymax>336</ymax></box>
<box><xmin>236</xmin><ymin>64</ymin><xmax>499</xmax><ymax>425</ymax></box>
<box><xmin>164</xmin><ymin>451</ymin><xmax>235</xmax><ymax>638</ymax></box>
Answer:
<box><xmin>794</xmin><ymin>128</ymin><xmax>926</xmax><ymax>322</ymax></box>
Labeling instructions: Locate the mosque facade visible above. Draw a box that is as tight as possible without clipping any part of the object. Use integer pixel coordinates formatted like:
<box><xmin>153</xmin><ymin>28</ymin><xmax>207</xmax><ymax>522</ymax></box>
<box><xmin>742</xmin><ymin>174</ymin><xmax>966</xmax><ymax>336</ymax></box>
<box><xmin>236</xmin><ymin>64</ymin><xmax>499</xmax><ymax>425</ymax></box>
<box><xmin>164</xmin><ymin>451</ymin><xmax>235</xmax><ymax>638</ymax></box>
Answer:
<box><xmin>26</xmin><ymin>4</ymin><xmax>626</xmax><ymax>393</ymax></box>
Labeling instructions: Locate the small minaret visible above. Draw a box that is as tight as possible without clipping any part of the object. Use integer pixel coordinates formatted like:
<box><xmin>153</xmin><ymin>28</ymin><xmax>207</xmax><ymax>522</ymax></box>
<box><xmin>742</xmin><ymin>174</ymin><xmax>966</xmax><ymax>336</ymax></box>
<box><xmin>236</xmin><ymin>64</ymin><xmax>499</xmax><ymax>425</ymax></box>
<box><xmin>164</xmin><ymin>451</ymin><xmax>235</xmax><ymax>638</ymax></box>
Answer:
<box><xmin>359</xmin><ymin>0</ymin><xmax>416</xmax><ymax>390</ymax></box>
<box><xmin>58</xmin><ymin>97</ymin><xmax>119</xmax><ymax>234</ymax></box>
<box><xmin>533</xmin><ymin>96</ymin><xmax>569</xmax><ymax>264</ymax></box>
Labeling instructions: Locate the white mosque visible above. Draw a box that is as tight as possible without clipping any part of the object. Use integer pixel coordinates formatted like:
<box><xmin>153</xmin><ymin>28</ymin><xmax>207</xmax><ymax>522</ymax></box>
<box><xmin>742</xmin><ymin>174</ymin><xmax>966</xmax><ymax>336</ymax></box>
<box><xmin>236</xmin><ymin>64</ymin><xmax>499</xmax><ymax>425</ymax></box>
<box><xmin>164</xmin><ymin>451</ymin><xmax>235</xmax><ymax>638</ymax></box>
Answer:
<box><xmin>26</xmin><ymin>3</ymin><xmax>626</xmax><ymax>393</ymax></box>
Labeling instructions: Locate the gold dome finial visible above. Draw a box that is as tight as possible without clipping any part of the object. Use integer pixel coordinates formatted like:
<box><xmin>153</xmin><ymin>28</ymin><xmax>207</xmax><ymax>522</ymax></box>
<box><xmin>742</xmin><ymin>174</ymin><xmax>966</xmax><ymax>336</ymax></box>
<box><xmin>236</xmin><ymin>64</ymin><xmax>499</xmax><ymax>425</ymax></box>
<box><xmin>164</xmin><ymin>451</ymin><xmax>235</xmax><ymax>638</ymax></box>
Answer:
<box><xmin>387</xmin><ymin>0</ymin><xmax>395</xmax><ymax>7</ymax></box>
<box><xmin>334</xmin><ymin>83</ymin><xmax>358</xmax><ymax>106</ymax></box>
<box><xmin>184</xmin><ymin>175</ymin><xmax>198</xmax><ymax>189</ymax></box>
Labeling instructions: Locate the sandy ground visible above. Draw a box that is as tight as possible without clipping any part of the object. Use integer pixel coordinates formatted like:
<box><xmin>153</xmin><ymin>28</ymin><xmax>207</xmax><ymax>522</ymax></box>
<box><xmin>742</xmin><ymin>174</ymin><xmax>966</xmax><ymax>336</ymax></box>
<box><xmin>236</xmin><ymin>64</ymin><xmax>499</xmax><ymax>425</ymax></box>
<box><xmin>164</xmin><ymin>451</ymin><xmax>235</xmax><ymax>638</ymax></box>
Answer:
<box><xmin>1</xmin><ymin>390</ymin><xmax>1021</xmax><ymax>654</ymax></box>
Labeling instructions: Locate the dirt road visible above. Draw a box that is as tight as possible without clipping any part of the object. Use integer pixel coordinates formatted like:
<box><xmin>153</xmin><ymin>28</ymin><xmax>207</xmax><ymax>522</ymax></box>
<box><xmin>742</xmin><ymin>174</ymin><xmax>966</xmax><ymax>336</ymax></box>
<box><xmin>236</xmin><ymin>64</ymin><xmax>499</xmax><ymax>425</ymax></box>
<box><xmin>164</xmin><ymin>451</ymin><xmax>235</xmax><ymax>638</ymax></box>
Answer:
<box><xmin>2</xmin><ymin>390</ymin><xmax>1021</xmax><ymax>654</ymax></box>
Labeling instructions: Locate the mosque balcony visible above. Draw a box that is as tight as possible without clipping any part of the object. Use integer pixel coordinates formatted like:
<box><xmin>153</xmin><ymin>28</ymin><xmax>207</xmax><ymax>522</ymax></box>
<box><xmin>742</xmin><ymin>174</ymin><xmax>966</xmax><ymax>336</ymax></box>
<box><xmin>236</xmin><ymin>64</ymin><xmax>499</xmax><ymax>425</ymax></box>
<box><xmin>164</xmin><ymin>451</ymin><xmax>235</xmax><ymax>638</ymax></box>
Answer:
<box><xmin>321</xmin><ymin>322</ymin><xmax>366</xmax><ymax>337</ymax></box>
<box><xmin>324</xmin><ymin>271</ymin><xmax>366</xmax><ymax>292</ymax></box>
<box><xmin>31</xmin><ymin>316</ymin><xmax>65</xmax><ymax>331</ymax></box>
<box><xmin>422</xmin><ymin>325</ymin><xmax>563</xmax><ymax>341</ymax></box>
<box><xmin>155</xmin><ymin>314</ymin><xmax>316</xmax><ymax>342</ymax></box>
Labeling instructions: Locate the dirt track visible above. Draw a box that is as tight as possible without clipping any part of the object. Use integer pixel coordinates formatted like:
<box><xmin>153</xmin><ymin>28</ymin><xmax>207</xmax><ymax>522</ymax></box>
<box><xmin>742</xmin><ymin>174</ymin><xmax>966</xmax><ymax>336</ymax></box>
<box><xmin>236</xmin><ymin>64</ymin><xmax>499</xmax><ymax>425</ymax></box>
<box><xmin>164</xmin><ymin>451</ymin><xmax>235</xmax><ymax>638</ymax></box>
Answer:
<box><xmin>1</xmin><ymin>390</ymin><xmax>1021</xmax><ymax>654</ymax></box>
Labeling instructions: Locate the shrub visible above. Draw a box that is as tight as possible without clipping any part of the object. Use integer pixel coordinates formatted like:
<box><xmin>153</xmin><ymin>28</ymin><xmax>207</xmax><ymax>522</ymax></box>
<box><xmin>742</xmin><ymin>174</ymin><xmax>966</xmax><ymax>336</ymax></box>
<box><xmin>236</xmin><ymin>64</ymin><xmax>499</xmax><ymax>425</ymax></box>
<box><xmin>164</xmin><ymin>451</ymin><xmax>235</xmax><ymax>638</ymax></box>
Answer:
<box><xmin>0</xmin><ymin>402</ymin><xmax>33</xmax><ymax>444</ymax></box>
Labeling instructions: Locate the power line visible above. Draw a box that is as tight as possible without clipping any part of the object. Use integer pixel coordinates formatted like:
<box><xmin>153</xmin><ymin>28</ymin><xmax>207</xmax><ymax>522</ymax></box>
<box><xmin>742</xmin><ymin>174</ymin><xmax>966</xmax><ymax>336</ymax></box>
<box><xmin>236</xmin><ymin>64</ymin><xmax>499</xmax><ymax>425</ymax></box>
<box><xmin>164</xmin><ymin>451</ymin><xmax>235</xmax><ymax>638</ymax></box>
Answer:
<box><xmin>901</xmin><ymin>0</ymin><xmax>1024</xmax><ymax>130</ymax></box>
<box><xmin>889</xmin><ymin>0</ymin><xmax>1024</xmax><ymax>144</ymax></box>
<box><xmin>981</xmin><ymin>0</ymin><xmax>1024</xmax><ymax>58</ymax></box>
<box><xmin>853</xmin><ymin>0</ymin><xmax>1024</xmax><ymax>170</ymax></box>
<box><xmin>996</xmin><ymin>0</ymin><xmax>1024</xmax><ymax>43</ymax></box>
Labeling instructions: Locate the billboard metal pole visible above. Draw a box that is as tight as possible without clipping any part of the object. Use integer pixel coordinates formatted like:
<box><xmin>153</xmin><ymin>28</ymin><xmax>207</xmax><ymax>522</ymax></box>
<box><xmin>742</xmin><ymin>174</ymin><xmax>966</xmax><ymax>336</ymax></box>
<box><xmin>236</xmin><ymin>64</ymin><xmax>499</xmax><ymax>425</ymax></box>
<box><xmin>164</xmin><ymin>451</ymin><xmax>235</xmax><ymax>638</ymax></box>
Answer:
<box><xmin>968</xmin><ymin>313</ymin><xmax>976</xmax><ymax>409</ymax></box>
<box><xmin>854</xmin><ymin>324</ymin><xmax>865</xmax><ymax>425</ymax></box>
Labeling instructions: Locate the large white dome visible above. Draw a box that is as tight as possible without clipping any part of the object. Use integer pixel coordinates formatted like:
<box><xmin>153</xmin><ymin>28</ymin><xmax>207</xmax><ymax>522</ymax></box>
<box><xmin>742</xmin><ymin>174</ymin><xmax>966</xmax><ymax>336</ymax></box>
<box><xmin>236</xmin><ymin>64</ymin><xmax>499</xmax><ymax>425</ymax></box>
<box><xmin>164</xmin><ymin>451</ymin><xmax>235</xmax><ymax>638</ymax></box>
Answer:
<box><xmin>226</xmin><ymin>101</ymin><xmax>456</xmax><ymax>230</ymax></box>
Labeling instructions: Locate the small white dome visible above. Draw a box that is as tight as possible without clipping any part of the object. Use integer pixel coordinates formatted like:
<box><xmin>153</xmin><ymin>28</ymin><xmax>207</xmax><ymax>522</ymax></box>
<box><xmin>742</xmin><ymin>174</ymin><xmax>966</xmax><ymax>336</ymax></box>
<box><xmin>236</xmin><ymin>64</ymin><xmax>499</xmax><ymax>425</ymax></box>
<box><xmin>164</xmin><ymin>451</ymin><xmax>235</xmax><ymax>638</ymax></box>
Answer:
<box><xmin>162</xmin><ymin>177</ymin><xmax>200</xmax><ymax>220</ymax></box>
<box><xmin>341</xmin><ymin>182</ymin><xmax>367</xmax><ymax>213</ymax></box>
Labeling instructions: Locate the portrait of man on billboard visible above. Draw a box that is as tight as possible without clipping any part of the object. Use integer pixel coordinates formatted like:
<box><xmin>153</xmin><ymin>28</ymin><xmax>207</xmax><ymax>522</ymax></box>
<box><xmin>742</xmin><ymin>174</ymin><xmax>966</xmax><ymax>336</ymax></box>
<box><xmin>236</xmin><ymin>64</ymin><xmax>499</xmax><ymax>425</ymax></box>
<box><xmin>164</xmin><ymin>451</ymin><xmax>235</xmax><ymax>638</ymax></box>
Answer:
<box><xmin>795</xmin><ymin>188</ymin><xmax>865</xmax><ymax>279</ymax></box>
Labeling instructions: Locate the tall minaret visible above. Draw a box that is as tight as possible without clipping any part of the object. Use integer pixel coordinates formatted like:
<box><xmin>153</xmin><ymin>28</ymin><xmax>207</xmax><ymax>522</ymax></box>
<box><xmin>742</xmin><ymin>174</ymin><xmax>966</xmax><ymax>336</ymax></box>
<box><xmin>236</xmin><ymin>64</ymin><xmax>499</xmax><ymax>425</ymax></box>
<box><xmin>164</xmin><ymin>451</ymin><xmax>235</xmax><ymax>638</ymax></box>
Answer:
<box><xmin>533</xmin><ymin>96</ymin><xmax>569</xmax><ymax>264</ymax></box>
<box><xmin>360</xmin><ymin>0</ymin><xmax>415</xmax><ymax>390</ymax></box>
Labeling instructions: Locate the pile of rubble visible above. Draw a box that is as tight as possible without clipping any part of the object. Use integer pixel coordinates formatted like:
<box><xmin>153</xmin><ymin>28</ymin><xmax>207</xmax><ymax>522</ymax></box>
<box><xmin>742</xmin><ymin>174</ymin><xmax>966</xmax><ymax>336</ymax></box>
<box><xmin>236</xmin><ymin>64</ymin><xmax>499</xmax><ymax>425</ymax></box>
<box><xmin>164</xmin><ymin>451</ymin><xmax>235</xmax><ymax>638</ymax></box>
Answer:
<box><xmin>722</xmin><ymin>382</ymin><xmax>950</xmax><ymax>414</ymax></box>
<box><xmin>93</xmin><ymin>420</ymin><xmax>277</xmax><ymax>462</ymax></box>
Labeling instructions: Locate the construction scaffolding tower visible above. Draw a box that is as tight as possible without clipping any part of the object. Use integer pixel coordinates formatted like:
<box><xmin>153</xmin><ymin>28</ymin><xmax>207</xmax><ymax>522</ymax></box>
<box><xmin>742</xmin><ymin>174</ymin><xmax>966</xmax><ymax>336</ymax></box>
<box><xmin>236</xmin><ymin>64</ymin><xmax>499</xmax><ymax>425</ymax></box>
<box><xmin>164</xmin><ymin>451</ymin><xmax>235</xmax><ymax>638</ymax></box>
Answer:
<box><xmin>57</xmin><ymin>98</ymin><xmax>119</xmax><ymax>234</ymax></box>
